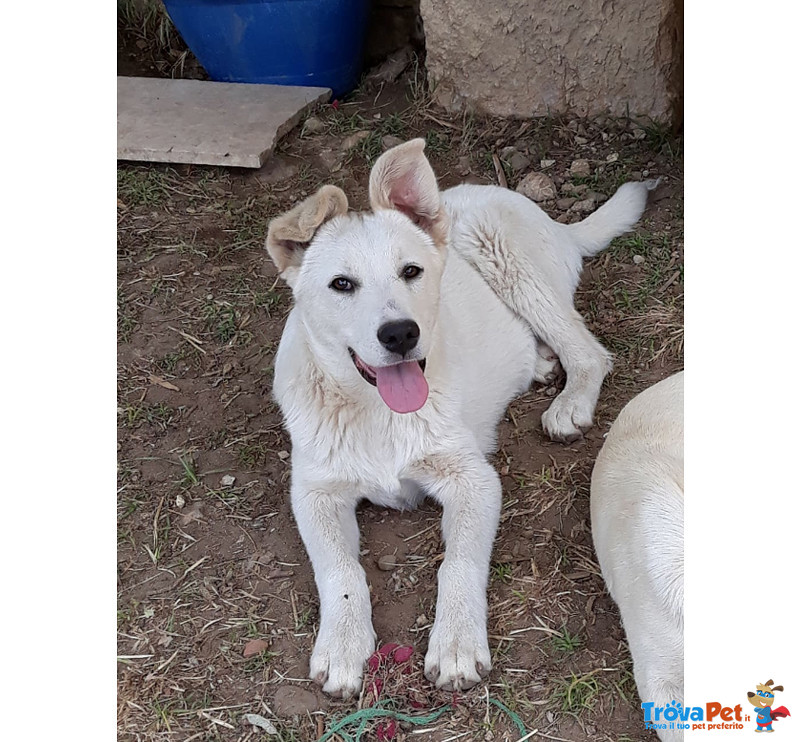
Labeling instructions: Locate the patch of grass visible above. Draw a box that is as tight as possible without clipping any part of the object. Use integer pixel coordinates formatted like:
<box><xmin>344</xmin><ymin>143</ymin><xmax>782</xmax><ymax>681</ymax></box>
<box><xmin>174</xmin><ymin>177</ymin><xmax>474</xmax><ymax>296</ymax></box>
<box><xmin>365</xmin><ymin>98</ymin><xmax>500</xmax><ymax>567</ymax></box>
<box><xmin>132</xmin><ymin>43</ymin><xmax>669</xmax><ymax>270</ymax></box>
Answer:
<box><xmin>178</xmin><ymin>455</ymin><xmax>200</xmax><ymax>488</ymax></box>
<box><xmin>201</xmin><ymin>299</ymin><xmax>245</xmax><ymax>344</ymax></box>
<box><xmin>118</xmin><ymin>0</ymin><xmax>177</xmax><ymax>52</ymax></box>
<box><xmin>155</xmin><ymin>348</ymin><xmax>187</xmax><ymax>373</ymax></box>
<box><xmin>406</xmin><ymin>52</ymin><xmax>433</xmax><ymax>110</ymax></box>
<box><xmin>325</xmin><ymin>111</ymin><xmax>368</xmax><ymax>135</ymax></box>
<box><xmin>118</xmin><ymin>490</ymin><xmax>148</xmax><ymax>519</ymax></box>
<box><xmin>425</xmin><ymin>129</ymin><xmax>451</xmax><ymax>155</ymax></box>
<box><xmin>117</xmin><ymin>289</ymin><xmax>138</xmax><ymax>342</ymax></box>
<box><xmin>205</xmin><ymin>487</ymin><xmax>248</xmax><ymax>514</ymax></box>
<box><xmin>120</xmin><ymin>402</ymin><xmax>177</xmax><ymax>430</ymax></box>
<box><xmin>243</xmin><ymin>650</ymin><xmax>280</xmax><ymax>675</ymax></box>
<box><xmin>118</xmin><ymin>167</ymin><xmax>170</xmax><ymax>207</ymax></box>
<box><xmin>640</xmin><ymin>119</ymin><xmax>677</xmax><ymax>156</ymax></box>
<box><xmin>552</xmin><ymin>670</ymin><xmax>602</xmax><ymax>713</ymax></box>
<box><xmin>491</xmin><ymin>562</ymin><xmax>513</xmax><ymax>583</ymax></box>
<box><xmin>223</xmin><ymin>197</ymin><xmax>269</xmax><ymax>249</ymax></box>
<box><xmin>238</xmin><ymin>442</ymin><xmax>271</xmax><ymax>468</ymax></box>
<box><xmin>252</xmin><ymin>288</ymin><xmax>288</xmax><ymax>317</ymax></box>
<box><xmin>354</xmin><ymin>130</ymin><xmax>385</xmax><ymax>166</ymax></box>
<box><xmin>611</xmin><ymin>666</ymin><xmax>639</xmax><ymax>708</ymax></box>
<box><xmin>551</xmin><ymin>625</ymin><xmax>583</xmax><ymax>655</ymax></box>
<box><xmin>380</xmin><ymin>113</ymin><xmax>406</xmax><ymax>137</ymax></box>
<box><xmin>295</xmin><ymin>607</ymin><xmax>313</xmax><ymax>632</ymax></box>
<box><xmin>151</xmin><ymin>696</ymin><xmax>177</xmax><ymax>731</ymax></box>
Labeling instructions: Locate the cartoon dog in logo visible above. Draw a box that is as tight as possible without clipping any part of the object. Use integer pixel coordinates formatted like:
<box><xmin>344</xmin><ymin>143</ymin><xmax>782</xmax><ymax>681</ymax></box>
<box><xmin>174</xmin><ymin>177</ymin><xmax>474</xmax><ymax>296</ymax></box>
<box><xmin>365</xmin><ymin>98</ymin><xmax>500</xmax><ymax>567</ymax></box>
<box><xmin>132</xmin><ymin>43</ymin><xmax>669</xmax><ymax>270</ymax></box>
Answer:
<box><xmin>747</xmin><ymin>680</ymin><xmax>790</xmax><ymax>732</ymax></box>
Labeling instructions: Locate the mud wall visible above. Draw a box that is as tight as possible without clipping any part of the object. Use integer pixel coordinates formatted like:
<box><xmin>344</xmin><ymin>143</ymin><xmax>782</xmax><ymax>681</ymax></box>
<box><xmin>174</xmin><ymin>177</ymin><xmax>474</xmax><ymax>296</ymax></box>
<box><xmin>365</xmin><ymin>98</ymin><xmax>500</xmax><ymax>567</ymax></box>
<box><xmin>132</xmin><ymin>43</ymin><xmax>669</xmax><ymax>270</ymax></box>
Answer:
<box><xmin>419</xmin><ymin>0</ymin><xmax>683</xmax><ymax>124</ymax></box>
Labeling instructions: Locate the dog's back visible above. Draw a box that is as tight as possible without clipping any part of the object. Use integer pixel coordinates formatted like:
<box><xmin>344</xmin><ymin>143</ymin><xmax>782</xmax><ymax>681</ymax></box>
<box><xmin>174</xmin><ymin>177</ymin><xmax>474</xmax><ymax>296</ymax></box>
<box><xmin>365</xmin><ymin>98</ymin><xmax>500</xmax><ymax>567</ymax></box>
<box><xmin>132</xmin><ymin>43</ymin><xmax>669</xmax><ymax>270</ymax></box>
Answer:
<box><xmin>591</xmin><ymin>371</ymin><xmax>684</xmax><ymax>742</ymax></box>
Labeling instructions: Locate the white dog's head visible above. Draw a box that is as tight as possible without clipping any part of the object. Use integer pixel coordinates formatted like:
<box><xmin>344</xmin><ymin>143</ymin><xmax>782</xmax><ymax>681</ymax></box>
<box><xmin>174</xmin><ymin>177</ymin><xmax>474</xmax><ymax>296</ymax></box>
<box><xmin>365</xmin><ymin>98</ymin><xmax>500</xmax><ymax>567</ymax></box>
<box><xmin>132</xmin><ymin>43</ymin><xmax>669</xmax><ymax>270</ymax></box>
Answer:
<box><xmin>266</xmin><ymin>139</ymin><xmax>450</xmax><ymax>414</ymax></box>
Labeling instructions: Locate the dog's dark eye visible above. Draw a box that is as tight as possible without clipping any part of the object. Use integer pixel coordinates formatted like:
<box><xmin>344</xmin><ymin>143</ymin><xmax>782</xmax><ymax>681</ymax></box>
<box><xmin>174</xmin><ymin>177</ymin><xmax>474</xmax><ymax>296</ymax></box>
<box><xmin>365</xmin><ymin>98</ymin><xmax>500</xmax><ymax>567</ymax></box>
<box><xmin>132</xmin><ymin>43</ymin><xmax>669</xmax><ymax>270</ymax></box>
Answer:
<box><xmin>402</xmin><ymin>265</ymin><xmax>423</xmax><ymax>280</ymax></box>
<box><xmin>329</xmin><ymin>277</ymin><xmax>355</xmax><ymax>292</ymax></box>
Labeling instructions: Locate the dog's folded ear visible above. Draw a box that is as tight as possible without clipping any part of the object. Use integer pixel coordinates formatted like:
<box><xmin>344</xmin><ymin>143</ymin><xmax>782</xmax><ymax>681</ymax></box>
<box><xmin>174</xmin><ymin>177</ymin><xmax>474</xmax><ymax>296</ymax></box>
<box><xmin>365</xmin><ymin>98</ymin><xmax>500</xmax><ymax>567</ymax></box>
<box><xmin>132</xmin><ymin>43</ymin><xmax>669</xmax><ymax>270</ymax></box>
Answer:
<box><xmin>266</xmin><ymin>185</ymin><xmax>348</xmax><ymax>286</ymax></box>
<box><xmin>369</xmin><ymin>138</ymin><xmax>449</xmax><ymax>248</ymax></box>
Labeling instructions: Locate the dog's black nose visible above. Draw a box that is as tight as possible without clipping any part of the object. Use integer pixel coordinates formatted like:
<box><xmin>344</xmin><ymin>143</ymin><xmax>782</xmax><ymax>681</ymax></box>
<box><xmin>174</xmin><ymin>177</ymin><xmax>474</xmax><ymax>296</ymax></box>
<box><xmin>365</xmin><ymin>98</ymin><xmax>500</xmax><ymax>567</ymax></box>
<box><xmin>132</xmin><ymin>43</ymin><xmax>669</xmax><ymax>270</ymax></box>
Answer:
<box><xmin>377</xmin><ymin>320</ymin><xmax>420</xmax><ymax>356</ymax></box>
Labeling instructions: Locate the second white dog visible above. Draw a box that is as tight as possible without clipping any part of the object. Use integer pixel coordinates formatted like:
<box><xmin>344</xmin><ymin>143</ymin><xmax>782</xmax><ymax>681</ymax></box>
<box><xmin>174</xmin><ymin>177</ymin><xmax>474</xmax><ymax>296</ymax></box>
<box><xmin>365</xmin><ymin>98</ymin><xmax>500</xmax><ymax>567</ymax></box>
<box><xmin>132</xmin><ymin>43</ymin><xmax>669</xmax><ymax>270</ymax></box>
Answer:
<box><xmin>591</xmin><ymin>371</ymin><xmax>684</xmax><ymax>742</ymax></box>
<box><xmin>266</xmin><ymin>139</ymin><xmax>654</xmax><ymax>697</ymax></box>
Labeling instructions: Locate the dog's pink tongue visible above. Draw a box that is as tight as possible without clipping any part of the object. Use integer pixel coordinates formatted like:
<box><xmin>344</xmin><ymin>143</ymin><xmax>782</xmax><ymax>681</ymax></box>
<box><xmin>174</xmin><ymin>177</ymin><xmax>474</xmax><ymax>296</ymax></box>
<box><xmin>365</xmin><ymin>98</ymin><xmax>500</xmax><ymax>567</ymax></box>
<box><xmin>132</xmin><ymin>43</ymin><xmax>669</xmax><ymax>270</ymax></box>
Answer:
<box><xmin>375</xmin><ymin>361</ymin><xmax>428</xmax><ymax>413</ymax></box>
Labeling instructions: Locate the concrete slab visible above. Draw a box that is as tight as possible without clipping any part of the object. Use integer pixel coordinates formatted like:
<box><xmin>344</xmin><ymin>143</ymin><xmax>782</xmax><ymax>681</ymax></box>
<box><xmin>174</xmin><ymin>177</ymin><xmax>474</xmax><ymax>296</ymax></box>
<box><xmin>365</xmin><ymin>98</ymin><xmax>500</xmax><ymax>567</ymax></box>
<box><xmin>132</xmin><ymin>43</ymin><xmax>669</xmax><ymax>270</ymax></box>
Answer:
<box><xmin>117</xmin><ymin>77</ymin><xmax>330</xmax><ymax>168</ymax></box>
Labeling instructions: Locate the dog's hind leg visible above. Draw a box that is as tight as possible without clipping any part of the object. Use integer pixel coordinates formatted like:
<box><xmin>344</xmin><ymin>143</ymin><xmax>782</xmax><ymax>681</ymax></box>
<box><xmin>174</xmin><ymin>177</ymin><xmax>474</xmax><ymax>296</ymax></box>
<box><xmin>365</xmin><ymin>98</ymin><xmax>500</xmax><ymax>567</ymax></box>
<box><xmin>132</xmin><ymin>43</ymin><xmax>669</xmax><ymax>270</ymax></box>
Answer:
<box><xmin>456</xmin><ymin>233</ymin><xmax>611</xmax><ymax>441</ymax></box>
<box><xmin>291</xmin><ymin>480</ymin><xmax>376</xmax><ymax>699</ymax></box>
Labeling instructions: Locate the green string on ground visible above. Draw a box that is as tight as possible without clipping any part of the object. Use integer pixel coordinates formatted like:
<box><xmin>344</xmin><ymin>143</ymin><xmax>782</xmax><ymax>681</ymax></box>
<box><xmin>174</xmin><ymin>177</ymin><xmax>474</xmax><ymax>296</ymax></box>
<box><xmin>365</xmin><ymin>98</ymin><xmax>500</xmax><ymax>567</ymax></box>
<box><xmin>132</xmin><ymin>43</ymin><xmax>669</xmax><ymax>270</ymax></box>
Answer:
<box><xmin>488</xmin><ymin>697</ymin><xmax>527</xmax><ymax>736</ymax></box>
<box><xmin>316</xmin><ymin>696</ymin><xmax>529</xmax><ymax>741</ymax></box>
<box><xmin>316</xmin><ymin>702</ymin><xmax>454</xmax><ymax>742</ymax></box>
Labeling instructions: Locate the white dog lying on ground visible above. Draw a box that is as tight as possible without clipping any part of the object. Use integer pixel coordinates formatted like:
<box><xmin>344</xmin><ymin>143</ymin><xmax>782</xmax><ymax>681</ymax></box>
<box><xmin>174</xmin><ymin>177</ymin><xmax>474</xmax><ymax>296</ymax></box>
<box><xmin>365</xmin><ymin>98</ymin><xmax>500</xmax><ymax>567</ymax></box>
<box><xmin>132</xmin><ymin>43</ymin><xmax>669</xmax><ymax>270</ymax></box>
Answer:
<box><xmin>591</xmin><ymin>371</ymin><xmax>684</xmax><ymax>742</ymax></box>
<box><xmin>266</xmin><ymin>138</ymin><xmax>656</xmax><ymax>697</ymax></box>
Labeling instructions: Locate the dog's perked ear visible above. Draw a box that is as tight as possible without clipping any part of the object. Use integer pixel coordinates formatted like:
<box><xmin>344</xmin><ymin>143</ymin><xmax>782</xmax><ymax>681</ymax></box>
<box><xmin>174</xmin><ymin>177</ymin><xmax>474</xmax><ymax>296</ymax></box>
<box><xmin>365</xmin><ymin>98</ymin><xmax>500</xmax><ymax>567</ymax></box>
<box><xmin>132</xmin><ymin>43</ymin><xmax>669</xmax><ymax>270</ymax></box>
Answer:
<box><xmin>368</xmin><ymin>138</ymin><xmax>449</xmax><ymax>248</ymax></box>
<box><xmin>266</xmin><ymin>185</ymin><xmax>348</xmax><ymax>287</ymax></box>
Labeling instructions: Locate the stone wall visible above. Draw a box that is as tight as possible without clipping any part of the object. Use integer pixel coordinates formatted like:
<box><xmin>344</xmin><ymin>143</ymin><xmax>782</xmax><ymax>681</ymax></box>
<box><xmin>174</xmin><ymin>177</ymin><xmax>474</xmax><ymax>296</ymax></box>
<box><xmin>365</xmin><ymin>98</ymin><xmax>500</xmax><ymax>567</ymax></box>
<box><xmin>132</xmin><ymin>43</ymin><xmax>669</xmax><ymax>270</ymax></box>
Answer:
<box><xmin>419</xmin><ymin>0</ymin><xmax>683</xmax><ymax>124</ymax></box>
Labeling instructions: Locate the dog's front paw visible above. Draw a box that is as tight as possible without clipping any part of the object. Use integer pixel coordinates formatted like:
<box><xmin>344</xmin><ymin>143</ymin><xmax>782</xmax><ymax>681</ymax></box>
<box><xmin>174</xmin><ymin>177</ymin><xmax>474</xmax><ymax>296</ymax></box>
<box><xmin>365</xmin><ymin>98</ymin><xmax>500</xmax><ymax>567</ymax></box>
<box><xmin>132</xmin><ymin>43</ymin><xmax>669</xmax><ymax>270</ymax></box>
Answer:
<box><xmin>310</xmin><ymin>620</ymin><xmax>376</xmax><ymax>699</ymax></box>
<box><xmin>424</xmin><ymin>619</ymin><xmax>491</xmax><ymax>691</ymax></box>
<box><xmin>541</xmin><ymin>393</ymin><xmax>594</xmax><ymax>442</ymax></box>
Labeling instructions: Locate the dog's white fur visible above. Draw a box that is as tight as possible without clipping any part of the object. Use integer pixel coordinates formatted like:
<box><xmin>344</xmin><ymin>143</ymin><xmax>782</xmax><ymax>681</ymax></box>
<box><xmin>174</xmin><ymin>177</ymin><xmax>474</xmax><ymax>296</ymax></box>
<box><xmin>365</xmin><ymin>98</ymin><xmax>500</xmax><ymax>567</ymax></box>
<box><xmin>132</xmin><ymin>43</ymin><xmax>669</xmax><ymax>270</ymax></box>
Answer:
<box><xmin>591</xmin><ymin>372</ymin><xmax>684</xmax><ymax>742</ymax></box>
<box><xmin>267</xmin><ymin>139</ymin><xmax>654</xmax><ymax>697</ymax></box>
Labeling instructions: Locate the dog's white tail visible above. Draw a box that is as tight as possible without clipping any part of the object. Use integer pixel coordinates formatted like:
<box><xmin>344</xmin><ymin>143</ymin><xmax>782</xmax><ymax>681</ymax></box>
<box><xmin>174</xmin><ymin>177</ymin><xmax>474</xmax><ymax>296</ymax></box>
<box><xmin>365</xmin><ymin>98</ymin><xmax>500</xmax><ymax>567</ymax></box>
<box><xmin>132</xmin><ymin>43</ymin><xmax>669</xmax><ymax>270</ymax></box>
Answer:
<box><xmin>568</xmin><ymin>180</ymin><xmax>660</xmax><ymax>258</ymax></box>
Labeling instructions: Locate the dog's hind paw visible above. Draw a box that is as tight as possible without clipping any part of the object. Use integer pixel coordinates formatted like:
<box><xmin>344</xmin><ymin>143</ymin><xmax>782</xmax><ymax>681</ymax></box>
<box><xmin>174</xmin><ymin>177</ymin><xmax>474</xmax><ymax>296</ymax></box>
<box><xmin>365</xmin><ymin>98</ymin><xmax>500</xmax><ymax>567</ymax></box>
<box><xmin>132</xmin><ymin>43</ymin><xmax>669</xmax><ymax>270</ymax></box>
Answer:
<box><xmin>541</xmin><ymin>394</ymin><xmax>594</xmax><ymax>442</ymax></box>
<box><xmin>533</xmin><ymin>344</ymin><xmax>563</xmax><ymax>385</ymax></box>
<box><xmin>424</xmin><ymin>624</ymin><xmax>491</xmax><ymax>691</ymax></box>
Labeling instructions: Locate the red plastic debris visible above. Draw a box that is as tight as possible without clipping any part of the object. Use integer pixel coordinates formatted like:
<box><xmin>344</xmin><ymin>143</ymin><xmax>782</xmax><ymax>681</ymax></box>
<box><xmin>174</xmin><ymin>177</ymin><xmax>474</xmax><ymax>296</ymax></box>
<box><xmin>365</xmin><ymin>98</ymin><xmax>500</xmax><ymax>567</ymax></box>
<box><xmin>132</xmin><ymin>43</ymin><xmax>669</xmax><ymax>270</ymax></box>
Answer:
<box><xmin>367</xmin><ymin>652</ymin><xmax>381</xmax><ymax>673</ymax></box>
<box><xmin>376</xmin><ymin>719</ymin><xmax>397</xmax><ymax>740</ymax></box>
<box><xmin>331</xmin><ymin>99</ymin><xmax>340</xmax><ymax>110</ymax></box>
<box><xmin>393</xmin><ymin>645</ymin><xmax>414</xmax><ymax>664</ymax></box>
<box><xmin>378</xmin><ymin>642</ymin><xmax>400</xmax><ymax>658</ymax></box>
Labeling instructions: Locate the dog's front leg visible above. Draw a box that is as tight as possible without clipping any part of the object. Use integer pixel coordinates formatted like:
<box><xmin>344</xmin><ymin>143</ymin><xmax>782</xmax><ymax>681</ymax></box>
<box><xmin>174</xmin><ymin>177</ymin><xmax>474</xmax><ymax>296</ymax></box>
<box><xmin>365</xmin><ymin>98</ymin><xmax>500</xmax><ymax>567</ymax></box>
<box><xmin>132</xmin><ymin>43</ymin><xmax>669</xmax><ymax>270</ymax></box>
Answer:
<box><xmin>408</xmin><ymin>451</ymin><xmax>501</xmax><ymax>691</ymax></box>
<box><xmin>291</xmin><ymin>481</ymin><xmax>376</xmax><ymax>699</ymax></box>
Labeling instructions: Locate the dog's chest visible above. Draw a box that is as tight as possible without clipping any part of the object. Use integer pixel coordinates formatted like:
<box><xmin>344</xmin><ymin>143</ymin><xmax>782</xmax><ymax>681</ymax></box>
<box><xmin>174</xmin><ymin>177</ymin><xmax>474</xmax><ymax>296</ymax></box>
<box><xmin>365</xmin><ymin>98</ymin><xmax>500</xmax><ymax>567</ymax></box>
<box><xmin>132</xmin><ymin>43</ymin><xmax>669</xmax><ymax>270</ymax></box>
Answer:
<box><xmin>285</xmin><ymin>379</ymin><xmax>447</xmax><ymax>498</ymax></box>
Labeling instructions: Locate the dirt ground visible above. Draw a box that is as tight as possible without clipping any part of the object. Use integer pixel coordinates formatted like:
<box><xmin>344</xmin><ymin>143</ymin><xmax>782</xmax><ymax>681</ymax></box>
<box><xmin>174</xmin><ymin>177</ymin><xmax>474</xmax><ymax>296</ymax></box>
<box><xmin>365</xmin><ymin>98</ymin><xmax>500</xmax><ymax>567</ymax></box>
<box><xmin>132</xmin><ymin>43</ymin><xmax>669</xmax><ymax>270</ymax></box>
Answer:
<box><xmin>117</xmin><ymin>25</ymin><xmax>683</xmax><ymax>742</ymax></box>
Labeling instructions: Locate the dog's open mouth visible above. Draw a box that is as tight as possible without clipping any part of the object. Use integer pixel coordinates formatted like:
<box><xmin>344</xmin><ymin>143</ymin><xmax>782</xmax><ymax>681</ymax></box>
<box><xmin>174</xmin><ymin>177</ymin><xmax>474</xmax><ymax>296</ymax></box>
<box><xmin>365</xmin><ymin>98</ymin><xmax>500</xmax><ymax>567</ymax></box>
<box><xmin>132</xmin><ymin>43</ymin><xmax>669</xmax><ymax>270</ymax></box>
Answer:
<box><xmin>349</xmin><ymin>349</ymin><xmax>428</xmax><ymax>414</ymax></box>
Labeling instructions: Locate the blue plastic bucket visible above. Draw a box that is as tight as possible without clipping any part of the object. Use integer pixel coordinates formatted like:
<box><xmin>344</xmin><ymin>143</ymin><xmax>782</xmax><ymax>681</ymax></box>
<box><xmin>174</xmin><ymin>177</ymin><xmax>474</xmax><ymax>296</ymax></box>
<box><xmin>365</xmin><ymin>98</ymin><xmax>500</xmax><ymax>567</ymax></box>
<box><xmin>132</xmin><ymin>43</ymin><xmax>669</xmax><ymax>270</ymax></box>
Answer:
<box><xmin>163</xmin><ymin>0</ymin><xmax>370</xmax><ymax>97</ymax></box>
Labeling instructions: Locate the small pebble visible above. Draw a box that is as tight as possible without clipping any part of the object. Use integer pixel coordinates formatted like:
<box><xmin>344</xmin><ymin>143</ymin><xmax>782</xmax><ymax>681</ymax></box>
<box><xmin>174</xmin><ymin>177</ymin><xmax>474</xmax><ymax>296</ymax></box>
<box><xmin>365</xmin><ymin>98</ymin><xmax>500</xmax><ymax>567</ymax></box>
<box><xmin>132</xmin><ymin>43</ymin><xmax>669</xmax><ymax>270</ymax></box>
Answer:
<box><xmin>633</xmin><ymin>255</ymin><xmax>645</xmax><ymax>265</ymax></box>
<box><xmin>302</xmin><ymin>116</ymin><xmax>325</xmax><ymax>135</ymax></box>
<box><xmin>569</xmin><ymin>159</ymin><xmax>591</xmax><ymax>177</ymax></box>
<box><xmin>378</xmin><ymin>554</ymin><xmax>400</xmax><ymax>571</ymax></box>
<box><xmin>572</xmin><ymin>198</ymin><xmax>596</xmax><ymax>213</ymax></box>
<box><xmin>516</xmin><ymin>172</ymin><xmax>557</xmax><ymax>202</ymax></box>
<box><xmin>382</xmin><ymin>135</ymin><xmax>404</xmax><ymax>150</ymax></box>
<box><xmin>342</xmin><ymin>130</ymin><xmax>370</xmax><ymax>150</ymax></box>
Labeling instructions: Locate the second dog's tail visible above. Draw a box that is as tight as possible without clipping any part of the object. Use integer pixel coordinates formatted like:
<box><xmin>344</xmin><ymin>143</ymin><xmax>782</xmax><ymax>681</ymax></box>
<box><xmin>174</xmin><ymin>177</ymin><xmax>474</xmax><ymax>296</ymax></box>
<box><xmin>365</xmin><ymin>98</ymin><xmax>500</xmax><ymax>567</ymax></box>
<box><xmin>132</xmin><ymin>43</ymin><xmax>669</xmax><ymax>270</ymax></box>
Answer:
<box><xmin>567</xmin><ymin>180</ymin><xmax>660</xmax><ymax>257</ymax></box>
